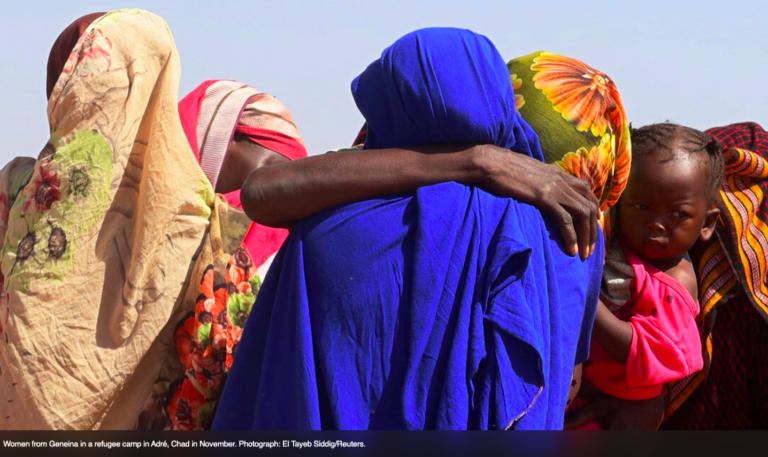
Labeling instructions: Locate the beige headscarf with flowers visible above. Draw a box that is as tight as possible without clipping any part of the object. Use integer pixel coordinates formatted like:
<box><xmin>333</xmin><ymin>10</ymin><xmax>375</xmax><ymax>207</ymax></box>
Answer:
<box><xmin>0</xmin><ymin>9</ymin><xmax>214</xmax><ymax>429</ymax></box>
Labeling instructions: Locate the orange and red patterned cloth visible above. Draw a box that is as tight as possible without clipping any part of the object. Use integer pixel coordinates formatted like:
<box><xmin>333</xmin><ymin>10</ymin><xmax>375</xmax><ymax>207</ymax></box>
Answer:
<box><xmin>701</xmin><ymin>122</ymin><xmax>768</xmax><ymax>325</ymax></box>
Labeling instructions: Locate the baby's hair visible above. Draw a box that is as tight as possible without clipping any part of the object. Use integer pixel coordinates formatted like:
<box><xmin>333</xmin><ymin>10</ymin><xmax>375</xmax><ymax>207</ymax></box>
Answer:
<box><xmin>629</xmin><ymin>123</ymin><xmax>725</xmax><ymax>204</ymax></box>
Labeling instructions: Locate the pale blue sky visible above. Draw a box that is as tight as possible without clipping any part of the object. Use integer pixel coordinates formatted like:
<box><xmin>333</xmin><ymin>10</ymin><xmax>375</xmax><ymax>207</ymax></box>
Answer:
<box><xmin>1</xmin><ymin>1</ymin><xmax>766</xmax><ymax>166</ymax></box>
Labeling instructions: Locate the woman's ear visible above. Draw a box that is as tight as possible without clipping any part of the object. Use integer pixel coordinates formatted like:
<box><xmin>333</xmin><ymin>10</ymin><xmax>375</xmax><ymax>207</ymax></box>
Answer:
<box><xmin>699</xmin><ymin>207</ymin><xmax>721</xmax><ymax>242</ymax></box>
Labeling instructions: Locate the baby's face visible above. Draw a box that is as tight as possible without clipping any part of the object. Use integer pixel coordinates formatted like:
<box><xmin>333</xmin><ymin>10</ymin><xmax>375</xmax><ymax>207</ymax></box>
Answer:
<box><xmin>617</xmin><ymin>152</ymin><xmax>710</xmax><ymax>262</ymax></box>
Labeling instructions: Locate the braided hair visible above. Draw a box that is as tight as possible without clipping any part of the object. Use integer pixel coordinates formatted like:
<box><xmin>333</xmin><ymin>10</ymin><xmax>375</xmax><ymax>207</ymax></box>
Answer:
<box><xmin>629</xmin><ymin>123</ymin><xmax>725</xmax><ymax>204</ymax></box>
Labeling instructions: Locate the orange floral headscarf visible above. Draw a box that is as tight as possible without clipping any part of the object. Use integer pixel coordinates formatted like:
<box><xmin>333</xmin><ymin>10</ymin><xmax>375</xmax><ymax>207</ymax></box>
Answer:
<box><xmin>507</xmin><ymin>52</ymin><xmax>631</xmax><ymax>214</ymax></box>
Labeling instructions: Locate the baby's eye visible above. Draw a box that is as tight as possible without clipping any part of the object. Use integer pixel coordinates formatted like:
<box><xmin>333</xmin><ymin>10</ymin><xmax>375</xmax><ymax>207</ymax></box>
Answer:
<box><xmin>632</xmin><ymin>204</ymin><xmax>648</xmax><ymax>210</ymax></box>
<box><xmin>672</xmin><ymin>211</ymin><xmax>690</xmax><ymax>218</ymax></box>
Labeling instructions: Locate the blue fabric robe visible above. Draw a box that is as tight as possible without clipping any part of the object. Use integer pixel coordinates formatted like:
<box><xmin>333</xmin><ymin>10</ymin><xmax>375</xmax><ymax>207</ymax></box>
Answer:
<box><xmin>213</xmin><ymin>28</ymin><xmax>602</xmax><ymax>430</ymax></box>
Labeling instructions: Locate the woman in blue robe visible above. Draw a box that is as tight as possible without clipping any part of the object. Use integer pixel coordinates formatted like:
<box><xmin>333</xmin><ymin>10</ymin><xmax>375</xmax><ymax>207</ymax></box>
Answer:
<box><xmin>212</xmin><ymin>28</ymin><xmax>604</xmax><ymax>430</ymax></box>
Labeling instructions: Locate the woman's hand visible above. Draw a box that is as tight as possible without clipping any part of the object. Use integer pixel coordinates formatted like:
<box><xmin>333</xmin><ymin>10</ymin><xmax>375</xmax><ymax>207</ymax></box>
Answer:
<box><xmin>563</xmin><ymin>392</ymin><xmax>665</xmax><ymax>430</ymax></box>
<box><xmin>474</xmin><ymin>145</ymin><xmax>600</xmax><ymax>259</ymax></box>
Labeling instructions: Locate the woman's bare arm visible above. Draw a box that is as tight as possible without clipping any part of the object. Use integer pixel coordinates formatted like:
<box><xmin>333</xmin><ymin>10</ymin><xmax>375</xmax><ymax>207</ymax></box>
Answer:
<box><xmin>241</xmin><ymin>144</ymin><xmax>600</xmax><ymax>259</ymax></box>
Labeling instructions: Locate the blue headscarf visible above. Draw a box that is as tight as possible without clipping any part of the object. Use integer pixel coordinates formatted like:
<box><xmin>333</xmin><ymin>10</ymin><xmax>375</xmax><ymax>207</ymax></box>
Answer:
<box><xmin>353</xmin><ymin>27</ymin><xmax>543</xmax><ymax>161</ymax></box>
<box><xmin>214</xmin><ymin>28</ymin><xmax>601</xmax><ymax>430</ymax></box>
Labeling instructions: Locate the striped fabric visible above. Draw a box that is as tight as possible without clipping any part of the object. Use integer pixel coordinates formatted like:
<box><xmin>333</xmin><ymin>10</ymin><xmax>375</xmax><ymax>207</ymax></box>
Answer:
<box><xmin>707</xmin><ymin>123</ymin><xmax>768</xmax><ymax>323</ymax></box>
<box><xmin>195</xmin><ymin>81</ymin><xmax>261</xmax><ymax>189</ymax></box>
<box><xmin>665</xmin><ymin>122</ymin><xmax>768</xmax><ymax>420</ymax></box>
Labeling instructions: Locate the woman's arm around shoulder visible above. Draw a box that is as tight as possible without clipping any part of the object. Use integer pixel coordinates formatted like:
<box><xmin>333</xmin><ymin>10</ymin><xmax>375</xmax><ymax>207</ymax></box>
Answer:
<box><xmin>241</xmin><ymin>144</ymin><xmax>600</xmax><ymax>259</ymax></box>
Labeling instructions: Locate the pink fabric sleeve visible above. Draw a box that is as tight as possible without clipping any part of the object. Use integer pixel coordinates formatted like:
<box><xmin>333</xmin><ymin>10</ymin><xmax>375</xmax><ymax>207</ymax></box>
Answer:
<box><xmin>625</xmin><ymin>283</ymin><xmax>703</xmax><ymax>389</ymax></box>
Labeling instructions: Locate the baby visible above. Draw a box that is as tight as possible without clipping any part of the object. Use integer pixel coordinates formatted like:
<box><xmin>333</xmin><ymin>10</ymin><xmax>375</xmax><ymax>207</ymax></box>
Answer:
<box><xmin>572</xmin><ymin>123</ymin><xmax>724</xmax><ymax>429</ymax></box>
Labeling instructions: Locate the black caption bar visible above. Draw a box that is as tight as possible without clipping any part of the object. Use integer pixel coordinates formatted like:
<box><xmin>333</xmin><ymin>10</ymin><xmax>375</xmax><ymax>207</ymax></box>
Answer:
<box><xmin>0</xmin><ymin>430</ymin><xmax>762</xmax><ymax>457</ymax></box>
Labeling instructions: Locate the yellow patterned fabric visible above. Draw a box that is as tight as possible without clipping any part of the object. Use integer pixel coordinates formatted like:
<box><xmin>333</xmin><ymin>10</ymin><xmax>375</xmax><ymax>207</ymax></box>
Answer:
<box><xmin>715</xmin><ymin>145</ymin><xmax>768</xmax><ymax>318</ymax></box>
<box><xmin>507</xmin><ymin>52</ymin><xmax>631</xmax><ymax>216</ymax></box>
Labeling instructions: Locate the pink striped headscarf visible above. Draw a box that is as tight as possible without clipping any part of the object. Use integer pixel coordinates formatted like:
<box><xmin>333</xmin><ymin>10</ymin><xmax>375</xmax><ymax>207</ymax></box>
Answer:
<box><xmin>179</xmin><ymin>80</ymin><xmax>307</xmax><ymax>268</ymax></box>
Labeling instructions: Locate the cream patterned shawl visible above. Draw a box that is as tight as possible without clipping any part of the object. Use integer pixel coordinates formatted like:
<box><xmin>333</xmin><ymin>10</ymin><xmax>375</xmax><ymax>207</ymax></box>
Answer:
<box><xmin>0</xmin><ymin>9</ymin><xmax>213</xmax><ymax>430</ymax></box>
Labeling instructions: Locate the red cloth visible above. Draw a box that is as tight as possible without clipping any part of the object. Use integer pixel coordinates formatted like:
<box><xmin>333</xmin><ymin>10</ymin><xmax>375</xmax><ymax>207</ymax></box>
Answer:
<box><xmin>46</xmin><ymin>12</ymin><xmax>107</xmax><ymax>99</ymax></box>
<box><xmin>236</xmin><ymin>125</ymin><xmax>307</xmax><ymax>161</ymax></box>
<box><xmin>178</xmin><ymin>80</ymin><xmax>307</xmax><ymax>267</ymax></box>
<box><xmin>584</xmin><ymin>246</ymin><xmax>704</xmax><ymax>400</ymax></box>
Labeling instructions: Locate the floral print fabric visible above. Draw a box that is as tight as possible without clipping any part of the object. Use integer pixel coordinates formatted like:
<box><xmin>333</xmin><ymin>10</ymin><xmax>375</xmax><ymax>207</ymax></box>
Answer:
<box><xmin>0</xmin><ymin>10</ymin><xmax>212</xmax><ymax>430</ymax></box>
<box><xmin>137</xmin><ymin>198</ymin><xmax>259</xmax><ymax>430</ymax></box>
<box><xmin>164</xmin><ymin>250</ymin><xmax>259</xmax><ymax>430</ymax></box>
<box><xmin>507</xmin><ymin>52</ymin><xmax>631</xmax><ymax>214</ymax></box>
<box><xmin>0</xmin><ymin>158</ymin><xmax>35</xmax><ymax>350</ymax></box>
<box><xmin>2</xmin><ymin>131</ymin><xmax>113</xmax><ymax>292</ymax></box>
